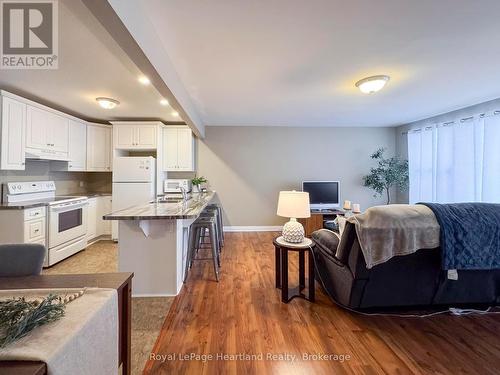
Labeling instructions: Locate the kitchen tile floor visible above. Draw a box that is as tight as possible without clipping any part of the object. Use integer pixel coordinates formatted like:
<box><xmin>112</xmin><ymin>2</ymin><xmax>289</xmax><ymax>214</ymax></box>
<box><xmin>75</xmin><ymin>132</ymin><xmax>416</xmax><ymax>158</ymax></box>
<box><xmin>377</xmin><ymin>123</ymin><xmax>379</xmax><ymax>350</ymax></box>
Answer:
<box><xmin>43</xmin><ymin>239</ymin><xmax>173</xmax><ymax>375</ymax></box>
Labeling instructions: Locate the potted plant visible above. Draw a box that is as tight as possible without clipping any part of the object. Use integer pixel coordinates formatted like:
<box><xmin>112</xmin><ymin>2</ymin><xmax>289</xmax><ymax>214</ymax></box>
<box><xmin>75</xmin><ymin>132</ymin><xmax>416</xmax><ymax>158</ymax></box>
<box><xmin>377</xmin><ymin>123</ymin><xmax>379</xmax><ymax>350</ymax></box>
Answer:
<box><xmin>191</xmin><ymin>176</ymin><xmax>208</xmax><ymax>193</ymax></box>
<box><xmin>362</xmin><ymin>148</ymin><xmax>408</xmax><ymax>204</ymax></box>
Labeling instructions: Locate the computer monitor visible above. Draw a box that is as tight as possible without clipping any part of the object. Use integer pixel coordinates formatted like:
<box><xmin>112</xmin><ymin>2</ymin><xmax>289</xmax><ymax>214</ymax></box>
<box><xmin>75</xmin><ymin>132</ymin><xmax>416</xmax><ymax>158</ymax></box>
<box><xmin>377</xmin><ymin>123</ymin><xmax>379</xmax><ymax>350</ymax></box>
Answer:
<box><xmin>302</xmin><ymin>181</ymin><xmax>340</xmax><ymax>210</ymax></box>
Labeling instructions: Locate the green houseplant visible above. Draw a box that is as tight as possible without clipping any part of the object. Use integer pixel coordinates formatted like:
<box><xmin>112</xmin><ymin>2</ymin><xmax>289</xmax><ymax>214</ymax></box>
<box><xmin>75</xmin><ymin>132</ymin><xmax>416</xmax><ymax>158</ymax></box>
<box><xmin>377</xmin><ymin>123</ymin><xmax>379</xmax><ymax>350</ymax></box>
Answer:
<box><xmin>362</xmin><ymin>148</ymin><xmax>408</xmax><ymax>204</ymax></box>
<box><xmin>191</xmin><ymin>176</ymin><xmax>208</xmax><ymax>193</ymax></box>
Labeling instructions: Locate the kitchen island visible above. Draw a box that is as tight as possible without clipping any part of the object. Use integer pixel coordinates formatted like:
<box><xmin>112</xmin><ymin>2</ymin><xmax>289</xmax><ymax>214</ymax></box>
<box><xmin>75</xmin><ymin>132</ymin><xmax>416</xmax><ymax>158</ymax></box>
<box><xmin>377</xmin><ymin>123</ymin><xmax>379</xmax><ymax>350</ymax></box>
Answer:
<box><xmin>103</xmin><ymin>191</ymin><xmax>215</xmax><ymax>296</ymax></box>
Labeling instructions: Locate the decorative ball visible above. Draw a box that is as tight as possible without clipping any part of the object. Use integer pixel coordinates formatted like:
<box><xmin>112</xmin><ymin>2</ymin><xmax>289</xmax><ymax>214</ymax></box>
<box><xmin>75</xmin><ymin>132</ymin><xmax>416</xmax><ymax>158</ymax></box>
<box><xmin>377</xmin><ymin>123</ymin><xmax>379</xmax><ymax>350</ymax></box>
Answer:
<box><xmin>282</xmin><ymin>220</ymin><xmax>305</xmax><ymax>243</ymax></box>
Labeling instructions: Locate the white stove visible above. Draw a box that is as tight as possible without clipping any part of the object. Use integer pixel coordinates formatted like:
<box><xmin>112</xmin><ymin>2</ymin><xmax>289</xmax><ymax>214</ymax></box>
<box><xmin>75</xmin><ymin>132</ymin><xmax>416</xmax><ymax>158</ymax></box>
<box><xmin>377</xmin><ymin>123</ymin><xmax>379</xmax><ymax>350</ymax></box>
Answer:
<box><xmin>2</xmin><ymin>181</ymin><xmax>89</xmax><ymax>266</ymax></box>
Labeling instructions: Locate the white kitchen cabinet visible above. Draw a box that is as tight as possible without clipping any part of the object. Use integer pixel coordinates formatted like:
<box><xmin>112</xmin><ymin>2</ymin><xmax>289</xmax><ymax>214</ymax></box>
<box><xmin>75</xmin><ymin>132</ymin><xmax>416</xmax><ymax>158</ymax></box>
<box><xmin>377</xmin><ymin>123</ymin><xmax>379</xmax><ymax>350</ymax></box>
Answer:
<box><xmin>68</xmin><ymin>119</ymin><xmax>87</xmax><ymax>170</ymax></box>
<box><xmin>163</xmin><ymin>126</ymin><xmax>194</xmax><ymax>171</ymax></box>
<box><xmin>26</xmin><ymin>105</ymin><xmax>69</xmax><ymax>155</ymax></box>
<box><xmin>86</xmin><ymin>123</ymin><xmax>112</xmax><ymax>172</ymax></box>
<box><xmin>87</xmin><ymin>198</ymin><xmax>97</xmax><ymax>240</ymax></box>
<box><xmin>0</xmin><ymin>95</ymin><xmax>26</xmax><ymax>170</ymax></box>
<box><xmin>114</xmin><ymin>125</ymin><xmax>136</xmax><ymax>149</ymax></box>
<box><xmin>112</xmin><ymin>122</ymin><xmax>157</xmax><ymax>150</ymax></box>
<box><xmin>87</xmin><ymin>196</ymin><xmax>112</xmax><ymax>242</ymax></box>
<box><xmin>96</xmin><ymin>196</ymin><xmax>112</xmax><ymax>236</ymax></box>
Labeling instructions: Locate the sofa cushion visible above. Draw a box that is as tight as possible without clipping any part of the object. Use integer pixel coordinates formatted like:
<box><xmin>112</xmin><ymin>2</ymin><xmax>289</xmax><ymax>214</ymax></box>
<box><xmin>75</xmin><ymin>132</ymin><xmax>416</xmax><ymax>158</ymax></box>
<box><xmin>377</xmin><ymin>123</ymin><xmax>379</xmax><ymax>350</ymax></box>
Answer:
<box><xmin>312</xmin><ymin>229</ymin><xmax>340</xmax><ymax>259</ymax></box>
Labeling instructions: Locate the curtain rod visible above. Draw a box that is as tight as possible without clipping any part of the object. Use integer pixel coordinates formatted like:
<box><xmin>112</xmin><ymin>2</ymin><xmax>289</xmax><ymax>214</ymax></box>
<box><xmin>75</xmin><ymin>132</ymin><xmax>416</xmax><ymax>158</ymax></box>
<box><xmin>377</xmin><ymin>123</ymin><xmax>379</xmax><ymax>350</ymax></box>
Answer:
<box><xmin>402</xmin><ymin>109</ymin><xmax>500</xmax><ymax>135</ymax></box>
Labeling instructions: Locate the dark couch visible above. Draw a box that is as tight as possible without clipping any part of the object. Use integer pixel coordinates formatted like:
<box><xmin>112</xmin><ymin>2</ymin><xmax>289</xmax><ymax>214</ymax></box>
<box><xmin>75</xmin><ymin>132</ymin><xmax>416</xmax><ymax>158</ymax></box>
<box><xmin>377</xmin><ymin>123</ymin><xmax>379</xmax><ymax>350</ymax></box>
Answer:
<box><xmin>311</xmin><ymin>223</ymin><xmax>500</xmax><ymax>310</ymax></box>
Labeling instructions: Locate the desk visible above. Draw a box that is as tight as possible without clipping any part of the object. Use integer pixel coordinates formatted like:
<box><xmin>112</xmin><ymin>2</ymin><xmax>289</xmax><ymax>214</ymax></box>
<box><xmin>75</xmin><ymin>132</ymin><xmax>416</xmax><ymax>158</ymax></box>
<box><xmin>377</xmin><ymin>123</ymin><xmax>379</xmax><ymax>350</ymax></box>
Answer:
<box><xmin>0</xmin><ymin>273</ymin><xmax>133</xmax><ymax>375</ymax></box>
<box><xmin>298</xmin><ymin>209</ymin><xmax>344</xmax><ymax>237</ymax></box>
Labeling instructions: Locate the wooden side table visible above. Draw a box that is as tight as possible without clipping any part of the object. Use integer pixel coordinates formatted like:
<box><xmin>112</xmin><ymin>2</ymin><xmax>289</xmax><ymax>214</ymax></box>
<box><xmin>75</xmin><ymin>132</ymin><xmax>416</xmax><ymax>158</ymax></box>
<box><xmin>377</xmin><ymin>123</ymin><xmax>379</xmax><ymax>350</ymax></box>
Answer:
<box><xmin>274</xmin><ymin>236</ymin><xmax>315</xmax><ymax>303</ymax></box>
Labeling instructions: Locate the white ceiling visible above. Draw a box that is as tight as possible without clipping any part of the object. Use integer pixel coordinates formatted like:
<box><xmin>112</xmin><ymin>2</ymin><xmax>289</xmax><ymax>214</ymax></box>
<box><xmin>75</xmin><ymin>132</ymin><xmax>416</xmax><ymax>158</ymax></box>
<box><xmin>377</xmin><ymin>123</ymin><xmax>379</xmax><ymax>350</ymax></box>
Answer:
<box><xmin>0</xmin><ymin>0</ymin><xmax>182</xmax><ymax>123</ymax></box>
<box><xmin>137</xmin><ymin>0</ymin><xmax>500</xmax><ymax>127</ymax></box>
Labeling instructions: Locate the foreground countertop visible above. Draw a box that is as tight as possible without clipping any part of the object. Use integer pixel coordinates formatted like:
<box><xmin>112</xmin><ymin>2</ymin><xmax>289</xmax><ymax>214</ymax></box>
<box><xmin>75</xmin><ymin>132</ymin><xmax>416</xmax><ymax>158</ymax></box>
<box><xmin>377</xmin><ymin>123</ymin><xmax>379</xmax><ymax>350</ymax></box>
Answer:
<box><xmin>103</xmin><ymin>192</ymin><xmax>215</xmax><ymax>220</ymax></box>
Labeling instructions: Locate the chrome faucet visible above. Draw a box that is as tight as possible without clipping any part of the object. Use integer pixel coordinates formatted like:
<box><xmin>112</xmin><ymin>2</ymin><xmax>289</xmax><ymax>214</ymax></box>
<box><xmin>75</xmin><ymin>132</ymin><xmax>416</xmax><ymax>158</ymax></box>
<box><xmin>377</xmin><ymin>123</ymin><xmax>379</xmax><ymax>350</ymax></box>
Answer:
<box><xmin>179</xmin><ymin>186</ymin><xmax>188</xmax><ymax>201</ymax></box>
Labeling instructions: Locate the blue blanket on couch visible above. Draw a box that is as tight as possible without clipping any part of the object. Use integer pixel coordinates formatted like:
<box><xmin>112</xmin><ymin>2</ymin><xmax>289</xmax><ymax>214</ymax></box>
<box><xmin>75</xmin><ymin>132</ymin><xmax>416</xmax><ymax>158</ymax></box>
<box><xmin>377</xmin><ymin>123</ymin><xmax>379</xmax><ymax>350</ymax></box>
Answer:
<box><xmin>419</xmin><ymin>203</ymin><xmax>500</xmax><ymax>270</ymax></box>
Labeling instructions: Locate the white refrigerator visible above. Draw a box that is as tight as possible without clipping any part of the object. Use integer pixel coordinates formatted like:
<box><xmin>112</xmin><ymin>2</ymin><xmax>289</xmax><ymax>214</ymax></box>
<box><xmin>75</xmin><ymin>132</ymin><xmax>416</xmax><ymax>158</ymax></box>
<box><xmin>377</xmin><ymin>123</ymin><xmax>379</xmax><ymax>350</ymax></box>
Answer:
<box><xmin>112</xmin><ymin>156</ymin><xmax>156</xmax><ymax>240</ymax></box>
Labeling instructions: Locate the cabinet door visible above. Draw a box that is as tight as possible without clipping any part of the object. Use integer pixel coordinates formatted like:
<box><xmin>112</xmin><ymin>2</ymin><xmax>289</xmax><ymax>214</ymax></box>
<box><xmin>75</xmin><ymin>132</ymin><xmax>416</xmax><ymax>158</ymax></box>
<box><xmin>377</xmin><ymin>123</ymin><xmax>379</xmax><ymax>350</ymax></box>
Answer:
<box><xmin>1</xmin><ymin>96</ymin><xmax>26</xmax><ymax>170</ymax></box>
<box><xmin>177</xmin><ymin>128</ymin><xmax>194</xmax><ymax>171</ymax></box>
<box><xmin>96</xmin><ymin>196</ymin><xmax>112</xmax><ymax>236</ymax></box>
<box><xmin>87</xmin><ymin>198</ymin><xmax>97</xmax><ymax>240</ymax></box>
<box><xmin>114</xmin><ymin>125</ymin><xmax>136</xmax><ymax>149</ymax></box>
<box><xmin>136</xmin><ymin>125</ymin><xmax>157</xmax><ymax>149</ymax></box>
<box><xmin>87</xmin><ymin>125</ymin><xmax>111</xmax><ymax>171</ymax></box>
<box><xmin>49</xmin><ymin>114</ymin><xmax>69</xmax><ymax>153</ymax></box>
<box><xmin>163</xmin><ymin>127</ymin><xmax>178</xmax><ymax>171</ymax></box>
<box><xmin>68</xmin><ymin>120</ymin><xmax>86</xmax><ymax>170</ymax></box>
<box><xmin>26</xmin><ymin>105</ymin><xmax>49</xmax><ymax>150</ymax></box>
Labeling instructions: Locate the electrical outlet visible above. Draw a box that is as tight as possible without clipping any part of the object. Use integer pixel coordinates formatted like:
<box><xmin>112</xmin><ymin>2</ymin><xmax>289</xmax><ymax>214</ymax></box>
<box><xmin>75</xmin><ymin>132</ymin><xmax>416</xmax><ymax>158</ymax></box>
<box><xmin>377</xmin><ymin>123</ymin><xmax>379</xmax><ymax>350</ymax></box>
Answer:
<box><xmin>79</xmin><ymin>181</ymin><xmax>85</xmax><ymax>188</ymax></box>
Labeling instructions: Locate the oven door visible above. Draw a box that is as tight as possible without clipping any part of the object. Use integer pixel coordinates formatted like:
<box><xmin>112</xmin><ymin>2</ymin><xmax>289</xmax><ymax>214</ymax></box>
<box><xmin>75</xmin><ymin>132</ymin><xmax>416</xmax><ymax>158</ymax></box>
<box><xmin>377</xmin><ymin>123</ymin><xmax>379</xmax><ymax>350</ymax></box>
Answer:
<box><xmin>49</xmin><ymin>201</ymin><xmax>88</xmax><ymax>249</ymax></box>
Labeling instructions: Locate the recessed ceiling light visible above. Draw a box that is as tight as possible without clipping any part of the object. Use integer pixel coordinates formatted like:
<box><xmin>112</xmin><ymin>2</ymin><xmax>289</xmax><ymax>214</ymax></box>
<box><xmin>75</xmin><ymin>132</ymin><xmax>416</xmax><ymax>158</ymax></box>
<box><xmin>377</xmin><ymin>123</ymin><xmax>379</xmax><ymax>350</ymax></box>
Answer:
<box><xmin>160</xmin><ymin>98</ymin><xmax>169</xmax><ymax>106</ymax></box>
<box><xmin>171</xmin><ymin>110</ymin><xmax>179</xmax><ymax>117</ymax></box>
<box><xmin>96</xmin><ymin>97</ymin><xmax>119</xmax><ymax>109</ymax></box>
<box><xmin>138</xmin><ymin>76</ymin><xmax>150</xmax><ymax>85</ymax></box>
<box><xmin>355</xmin><ymin>75</ymin><xmax>390</xmax><ymax>94</ymax></box>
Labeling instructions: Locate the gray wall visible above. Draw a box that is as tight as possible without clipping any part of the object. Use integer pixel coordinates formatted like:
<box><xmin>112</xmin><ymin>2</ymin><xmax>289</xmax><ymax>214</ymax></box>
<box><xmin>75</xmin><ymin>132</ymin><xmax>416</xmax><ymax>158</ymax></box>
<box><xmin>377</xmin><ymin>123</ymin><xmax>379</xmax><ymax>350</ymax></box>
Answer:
<box><xmin>395</xmin><ymin>97</ymin><xmax>500</xmax><ymax>203</ymax></box>
<box><xmin>197</xmin><ymin>126</ymin><xmax>397</xmax><ymax>226</ymax></box>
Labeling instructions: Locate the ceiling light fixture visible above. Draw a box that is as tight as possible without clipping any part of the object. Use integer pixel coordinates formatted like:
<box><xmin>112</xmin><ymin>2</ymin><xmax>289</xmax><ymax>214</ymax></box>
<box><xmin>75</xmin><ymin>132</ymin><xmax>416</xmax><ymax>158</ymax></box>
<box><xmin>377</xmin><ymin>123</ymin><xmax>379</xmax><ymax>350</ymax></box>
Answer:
<box><xmin>160</xmin><ymin>98</ymin><xmax>169</xmax><ymax>106</ymax></box>
<box><xmin>138</xmin><ymin>76</ymin><xmax>150</xmax><ymax>85</ymax></box>
<box><xmin>171</xmin><ymin>110</ymin><xmax>179</xmax><ymax>117</ymax></box>
<box><xmin>96</xmin><ymin>97</ymin><xmax>120</xmax><ymax>109</ymax></box>
<box><xmin>355</xmin><ymin>75</ymin><xmax>390</xmax><ymax>94</ymax></box>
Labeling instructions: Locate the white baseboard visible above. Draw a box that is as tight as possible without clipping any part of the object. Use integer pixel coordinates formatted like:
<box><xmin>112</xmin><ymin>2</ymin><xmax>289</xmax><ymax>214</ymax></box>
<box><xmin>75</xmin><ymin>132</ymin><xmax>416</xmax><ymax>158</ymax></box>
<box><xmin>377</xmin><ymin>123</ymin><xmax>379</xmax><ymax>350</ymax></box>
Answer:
<box><xmin>224</xmin><ymin>226</ymin><xmax>282</xmax><ymax>232</ymax></box>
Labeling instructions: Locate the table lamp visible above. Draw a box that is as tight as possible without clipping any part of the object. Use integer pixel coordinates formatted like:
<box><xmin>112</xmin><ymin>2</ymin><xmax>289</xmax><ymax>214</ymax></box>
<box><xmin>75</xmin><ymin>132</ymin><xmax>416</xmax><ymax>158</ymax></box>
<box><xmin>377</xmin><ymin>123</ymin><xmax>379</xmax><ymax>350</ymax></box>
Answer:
<box><xmin>277</xmin><ymin>191</ymin><xmax>310</xmax><ymax>243</ymax></box>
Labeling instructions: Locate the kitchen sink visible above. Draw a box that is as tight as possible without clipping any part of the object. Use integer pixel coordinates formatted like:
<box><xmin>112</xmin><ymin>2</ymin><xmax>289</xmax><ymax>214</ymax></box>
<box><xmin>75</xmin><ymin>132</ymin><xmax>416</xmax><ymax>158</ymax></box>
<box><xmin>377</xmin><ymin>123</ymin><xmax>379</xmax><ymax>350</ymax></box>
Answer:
<box><xmin>155</xmin><ymin>196</ymin><xmax>191</xmax><ymax>203</ymax></box>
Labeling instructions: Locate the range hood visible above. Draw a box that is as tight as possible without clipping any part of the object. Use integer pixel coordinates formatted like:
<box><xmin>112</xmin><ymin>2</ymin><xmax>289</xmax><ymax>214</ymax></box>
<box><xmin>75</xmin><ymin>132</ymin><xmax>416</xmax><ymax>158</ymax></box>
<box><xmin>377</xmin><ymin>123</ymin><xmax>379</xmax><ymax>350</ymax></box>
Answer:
<box><xmin>25</xmin><ymin>148</ymin><xmax>70</xmax><ymax>162</ymax></box>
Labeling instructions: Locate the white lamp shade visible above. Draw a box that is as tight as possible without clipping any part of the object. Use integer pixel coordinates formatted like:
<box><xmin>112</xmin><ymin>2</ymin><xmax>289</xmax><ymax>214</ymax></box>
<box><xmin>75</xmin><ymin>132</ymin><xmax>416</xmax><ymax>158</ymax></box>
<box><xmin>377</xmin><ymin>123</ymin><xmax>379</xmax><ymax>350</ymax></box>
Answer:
<box><xmin>277</xmin><ymin>191</ymin><xmax>310</xmax><ymax>218</ymax></box>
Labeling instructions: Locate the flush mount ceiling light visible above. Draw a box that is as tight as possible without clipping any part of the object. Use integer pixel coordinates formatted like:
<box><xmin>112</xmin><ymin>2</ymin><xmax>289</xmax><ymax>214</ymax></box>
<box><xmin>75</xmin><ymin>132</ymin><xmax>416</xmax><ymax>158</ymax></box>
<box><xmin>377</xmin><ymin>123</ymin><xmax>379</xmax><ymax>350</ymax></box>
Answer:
<box><xmin>355</xmin><ymin>75</ymin><xmax>390</xmax><ymax>94</ymax></box>
<box><xmin>160</xmin><ymin>98</ymin><xmax>169</xmax><ymax>106</ymax></box>
<box><xmin>138</xmin><ymin>76</ymin><xmax>150</xmax><ymax>85</ymax></box>
<box><xmin>96</xmin><ymin>97</ymin><xmax>119</xmax><ymax>109</ymax></box>
<box><xmin>171</xmin><ymin>110</ymin><xmax>179</xmax><ymax>117</ymax></box>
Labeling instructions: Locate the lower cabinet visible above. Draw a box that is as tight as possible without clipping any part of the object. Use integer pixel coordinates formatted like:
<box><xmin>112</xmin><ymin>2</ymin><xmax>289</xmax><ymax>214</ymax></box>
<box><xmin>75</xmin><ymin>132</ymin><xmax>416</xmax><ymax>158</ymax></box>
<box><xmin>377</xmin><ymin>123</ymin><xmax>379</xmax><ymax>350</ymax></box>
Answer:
<box><xmin>87</xmin><ymin>196</ymin><xmax>112</xmax><ymax>242</ymax></box>
<box><xmin>87</xmin><ymin>198</ymin><xmax>97</xmax><ymax>240</ymax></box>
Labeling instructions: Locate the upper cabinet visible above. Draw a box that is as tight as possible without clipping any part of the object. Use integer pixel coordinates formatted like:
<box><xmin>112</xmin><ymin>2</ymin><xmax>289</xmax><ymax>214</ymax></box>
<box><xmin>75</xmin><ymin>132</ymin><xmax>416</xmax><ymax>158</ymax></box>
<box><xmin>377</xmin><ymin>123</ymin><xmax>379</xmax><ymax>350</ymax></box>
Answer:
<box><xmin>0</xmin><ymin>95</ymin><xmax>26</xmax><ymax>170</ymax></box>
<box><xmin>87</xmin><ymin>123</ymin><xmax>112</xmax><ymax>172</ymax></box>
<box><xmin>112</xmin><ymin>122</ymin><xmax>157</xmax><ymax>150</ymax></box>
<box><xmin>163</xmin><ymin>126</ymin><xmax>195</xmax><ymax>171</ymax></box>
<box><xmin>26</xmin><ymin>105</ymin><xmax>69</xmax><ymax>160</ymax></box>
<box><xmin>67</xmin><ymin>119</ymin><xmax>87</xmax><ymax>171</ymax></box>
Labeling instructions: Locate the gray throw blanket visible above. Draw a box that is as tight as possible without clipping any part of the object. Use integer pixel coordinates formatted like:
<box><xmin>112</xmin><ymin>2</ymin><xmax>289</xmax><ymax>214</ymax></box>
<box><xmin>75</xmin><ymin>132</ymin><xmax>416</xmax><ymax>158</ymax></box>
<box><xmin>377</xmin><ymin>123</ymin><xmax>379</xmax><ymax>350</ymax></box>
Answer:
<box><xmin>419</xmin><ymin>202</ymin><xmax>500</xmax><ymax>270</ymax></box>
<box><xmin>347</xmin><ymin>205</ymin><xmax>440</xmax><ymax>268</ymax></box>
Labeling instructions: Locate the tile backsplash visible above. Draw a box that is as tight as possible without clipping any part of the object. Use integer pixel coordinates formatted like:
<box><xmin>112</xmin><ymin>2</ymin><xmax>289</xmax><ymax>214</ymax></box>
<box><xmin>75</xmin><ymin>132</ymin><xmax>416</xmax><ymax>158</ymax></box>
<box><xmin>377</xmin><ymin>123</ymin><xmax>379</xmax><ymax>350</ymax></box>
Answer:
<box><xmin>0</xmin><ymin>160</ymin><xmax>111</xmax><ymax>198</ymax></box>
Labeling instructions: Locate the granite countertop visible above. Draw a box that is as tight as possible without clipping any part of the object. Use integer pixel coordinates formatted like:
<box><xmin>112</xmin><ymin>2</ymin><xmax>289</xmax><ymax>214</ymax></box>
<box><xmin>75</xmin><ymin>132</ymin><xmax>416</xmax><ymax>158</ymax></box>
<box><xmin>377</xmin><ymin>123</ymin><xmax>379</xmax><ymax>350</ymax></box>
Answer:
<box><xmin>68</xmin><ymin>192</ymin><xmax>112</xmax><ymax>198</ymax></box>
<box><xmin>103</xmin><ymin>192</ymin><xmax>215</xmax><ymax>220</ymax></box>
<box><xmin>0</xmin><ymin>192</ymin><xmax>112</xmax><ymax>210</ymax></box>
<box><xmin>0</xmin><ymin>200</ymin><xmax>52</xmax><ymax>210</ymax></box>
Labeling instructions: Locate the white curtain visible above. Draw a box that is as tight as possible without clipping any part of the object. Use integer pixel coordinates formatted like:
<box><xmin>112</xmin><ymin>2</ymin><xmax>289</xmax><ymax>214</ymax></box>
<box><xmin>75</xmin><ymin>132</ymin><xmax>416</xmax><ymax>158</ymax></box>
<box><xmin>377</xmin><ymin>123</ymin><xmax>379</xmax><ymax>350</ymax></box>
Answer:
<box><xmin>408</xmin><ymin>114</ymin><xmax>500</xmax><ymax>204</ymax></box>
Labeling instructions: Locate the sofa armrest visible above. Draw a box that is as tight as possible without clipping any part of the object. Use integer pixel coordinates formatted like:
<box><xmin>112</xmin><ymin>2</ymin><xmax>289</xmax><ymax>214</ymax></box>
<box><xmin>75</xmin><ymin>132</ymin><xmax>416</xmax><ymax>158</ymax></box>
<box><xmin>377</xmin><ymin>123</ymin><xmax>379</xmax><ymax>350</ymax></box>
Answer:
<box><xmin>312</xmin><ymin>229</ymin><xmax>342</xmax><ymax>262</ymax></box>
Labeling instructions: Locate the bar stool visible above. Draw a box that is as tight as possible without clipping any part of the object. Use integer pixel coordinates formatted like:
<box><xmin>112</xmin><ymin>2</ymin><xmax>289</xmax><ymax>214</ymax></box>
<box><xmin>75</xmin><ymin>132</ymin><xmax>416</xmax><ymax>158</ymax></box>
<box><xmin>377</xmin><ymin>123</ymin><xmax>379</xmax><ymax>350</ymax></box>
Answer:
<box><xmin>184</xmin><ymin>216</ymin><xmax>219</xmax><ymax>282</ymax></box>
<box><xmin>198</xmin><ymin>210</ymin><xmax>221</xmax><ymax>260</ymax></box>
<box><xmin>199</xmin><ymin>207</ymin><xmax>222</xmax><ymax>252</ymax></box>
<box><xmin>207</xmin><ymin>204</ymin><xmax>224</xmax><ymax>248</ymax></box>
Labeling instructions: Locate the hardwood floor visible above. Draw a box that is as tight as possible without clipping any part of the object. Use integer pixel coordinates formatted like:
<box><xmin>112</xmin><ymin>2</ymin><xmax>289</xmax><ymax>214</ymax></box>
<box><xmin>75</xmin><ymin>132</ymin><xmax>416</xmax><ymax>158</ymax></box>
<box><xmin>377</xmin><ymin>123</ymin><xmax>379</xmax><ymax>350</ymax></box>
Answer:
<box><xmin>145</xmin><ymin>232</ymin><xmax>500</xmax><ymax>375</ymax></box>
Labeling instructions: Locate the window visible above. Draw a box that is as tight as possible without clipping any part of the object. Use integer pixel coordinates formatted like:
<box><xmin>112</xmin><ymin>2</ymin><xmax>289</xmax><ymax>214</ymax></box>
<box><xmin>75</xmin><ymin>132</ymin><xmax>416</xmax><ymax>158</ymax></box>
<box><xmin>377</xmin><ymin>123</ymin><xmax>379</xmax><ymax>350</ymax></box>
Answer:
<box><xmin>408</xmin><ymin>114</ymin><xmax>500</xmax><ymax>204</ymax></box>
